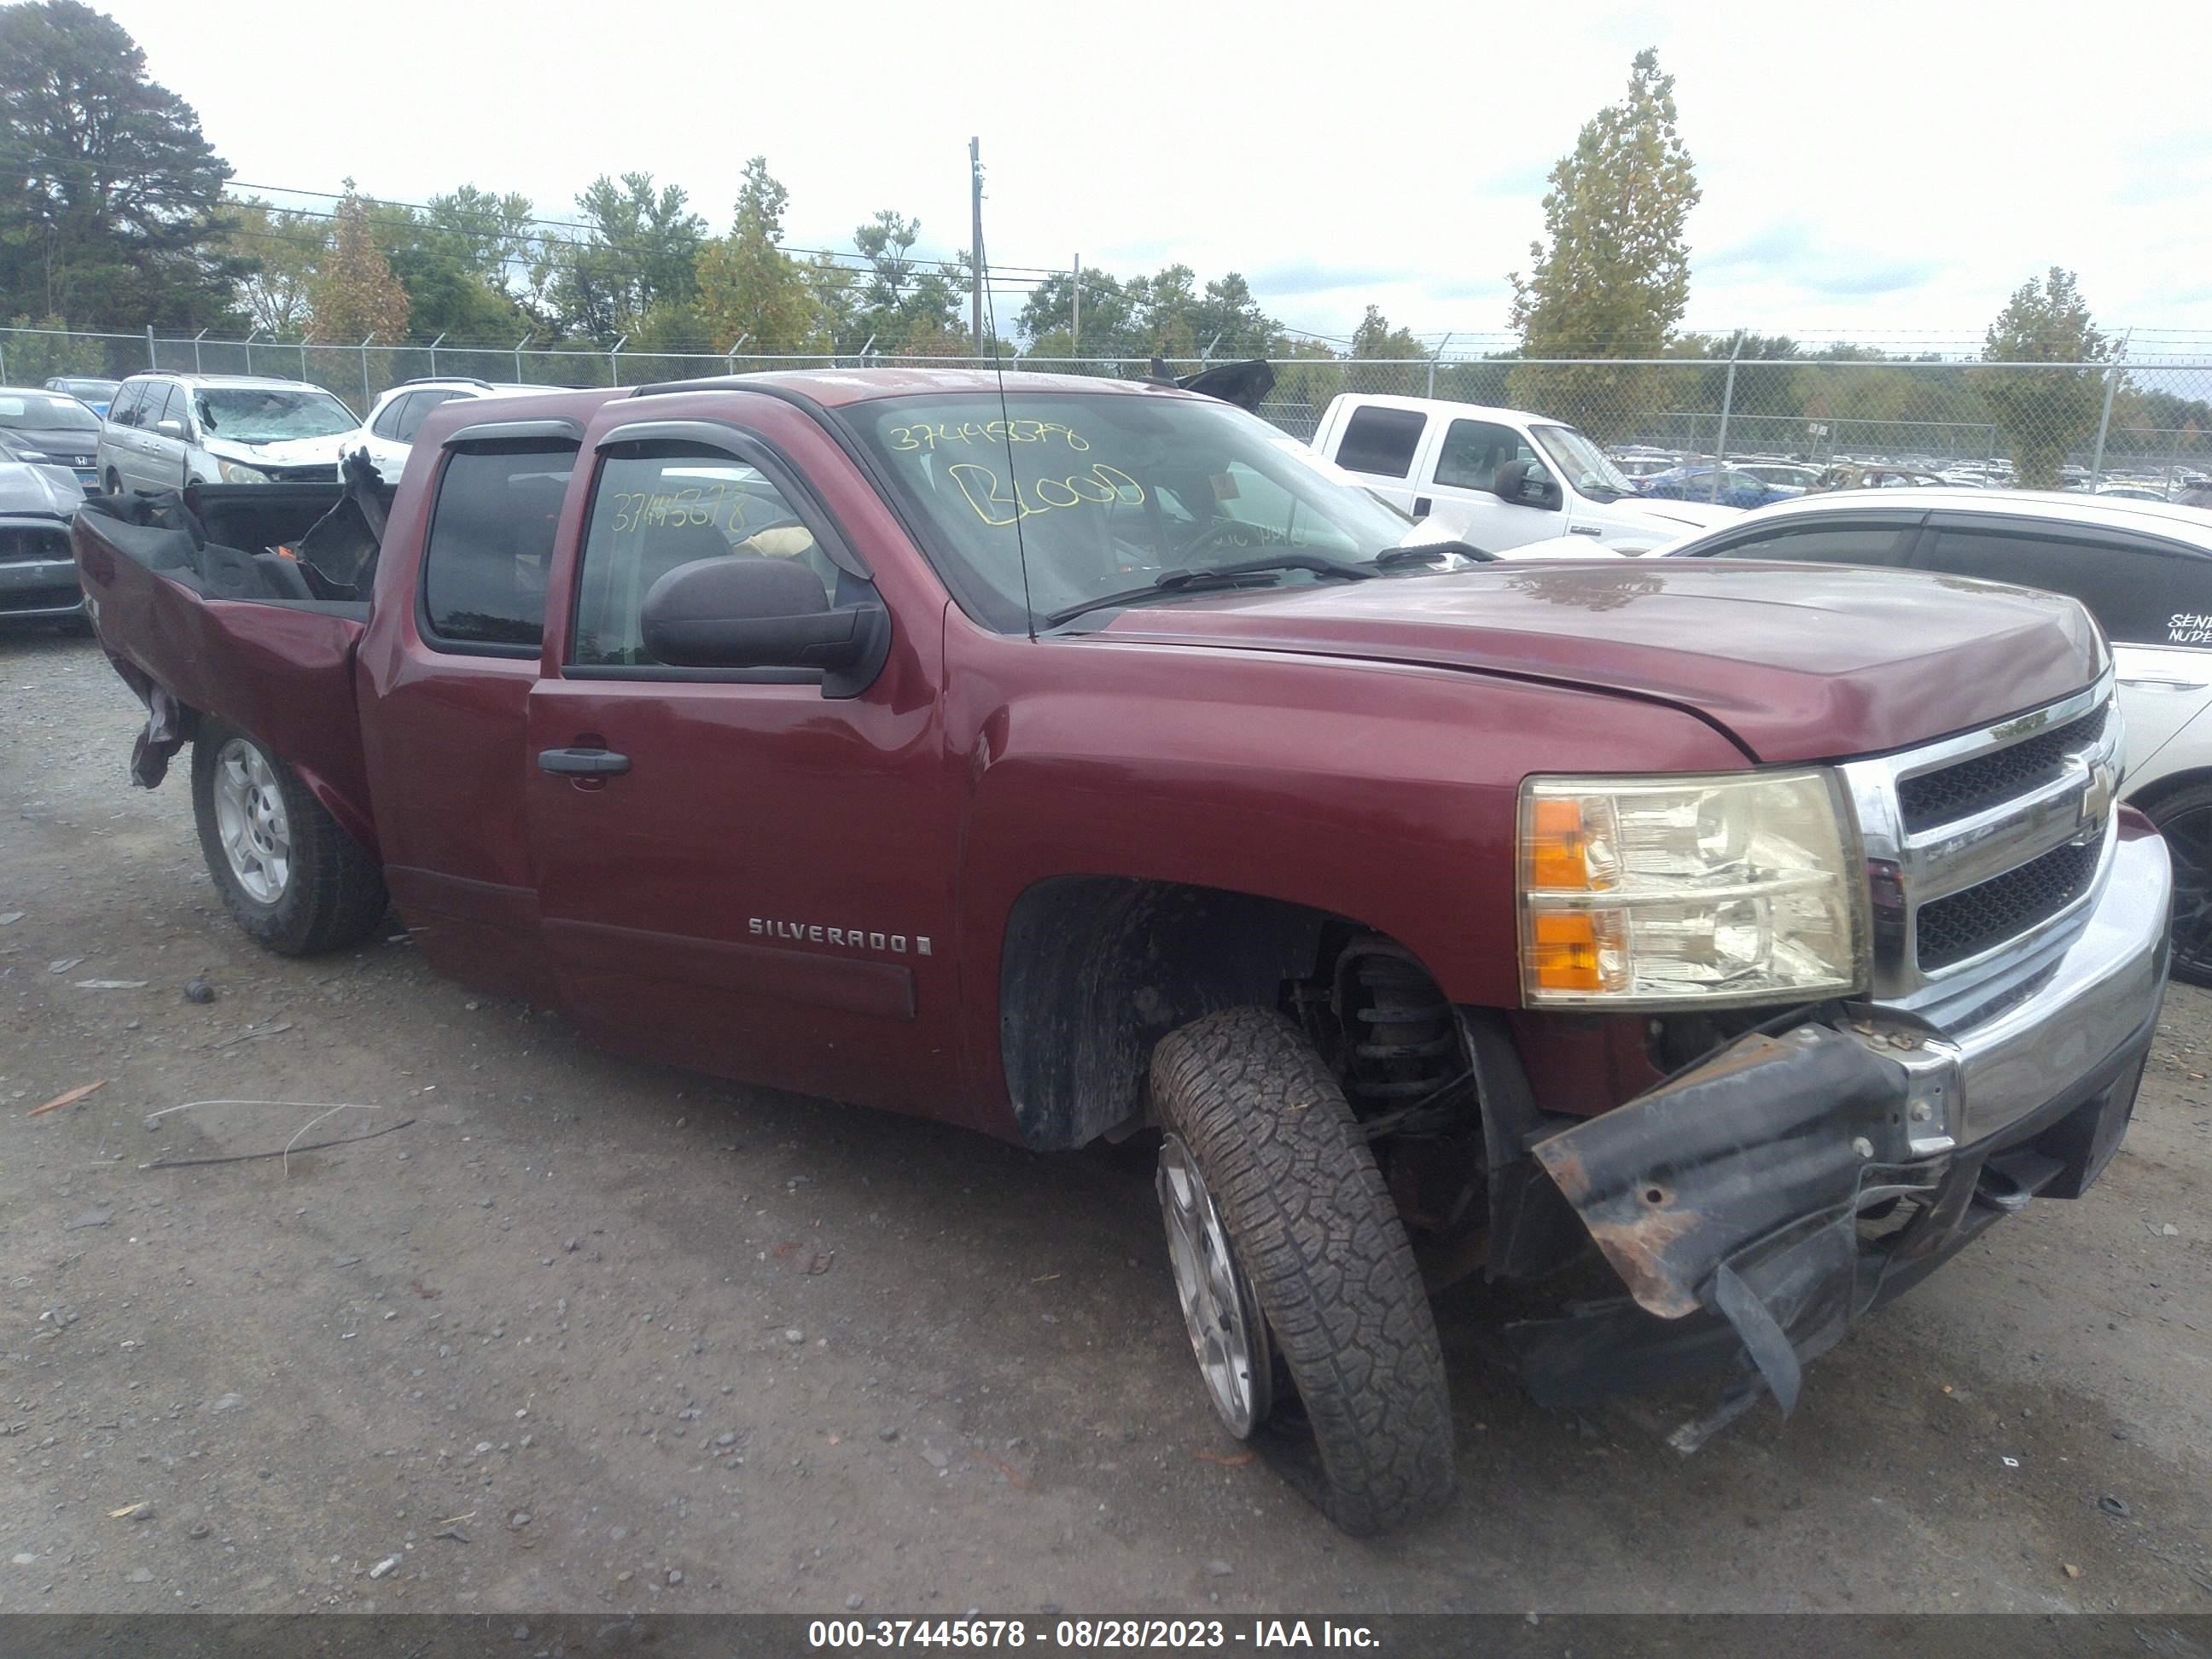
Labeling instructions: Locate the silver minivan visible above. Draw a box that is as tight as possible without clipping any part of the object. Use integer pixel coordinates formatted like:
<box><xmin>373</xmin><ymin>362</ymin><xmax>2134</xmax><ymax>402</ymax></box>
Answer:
<box><xmin>97</xmin><ymin>374</ymin><xmax>360</xmax><ymax>494</ymax></box>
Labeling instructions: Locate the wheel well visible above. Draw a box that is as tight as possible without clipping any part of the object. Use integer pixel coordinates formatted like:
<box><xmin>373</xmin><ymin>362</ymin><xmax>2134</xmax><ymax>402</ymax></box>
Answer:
<box><xmin>999</xmin><ymin>877</ymin><xmax>1387</xmax><ymax>1150</ymax></box>
<box><xmin>2126</xmin><ymin>765</ymin><xmax>2212</xmax><ymax>818</ymax></box>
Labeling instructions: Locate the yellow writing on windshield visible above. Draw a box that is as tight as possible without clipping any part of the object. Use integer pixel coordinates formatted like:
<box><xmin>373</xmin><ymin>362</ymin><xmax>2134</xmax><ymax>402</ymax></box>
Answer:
<box><xmin>889</xmin><ymin>420</ymin><xmax>1090</xmax><ymax>453</ymax></box>
<box><xmin>947</xmin><ymin>462</ymin><xmax>1144</xmax><ymax>527</ymax></box>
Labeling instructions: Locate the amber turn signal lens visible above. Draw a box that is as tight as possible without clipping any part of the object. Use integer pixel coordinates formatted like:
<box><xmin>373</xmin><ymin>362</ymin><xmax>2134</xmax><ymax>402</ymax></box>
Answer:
<box><xmin>1528</xmin><ymin>912</ymin><xmax>1604</xmax><ymax>992</ymax></box>
<box><xmin>1526</xmin><ymin>797</ymin><xmax>1591</xmax><ymax>891</ymax></box>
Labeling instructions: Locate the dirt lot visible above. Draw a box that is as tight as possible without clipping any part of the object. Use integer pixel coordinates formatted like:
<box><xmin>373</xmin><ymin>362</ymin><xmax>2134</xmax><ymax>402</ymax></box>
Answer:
<box><xmin>3</xmin><ymin>626</ymin><xmax>2211</xmax><ymax>1617</ymax></box>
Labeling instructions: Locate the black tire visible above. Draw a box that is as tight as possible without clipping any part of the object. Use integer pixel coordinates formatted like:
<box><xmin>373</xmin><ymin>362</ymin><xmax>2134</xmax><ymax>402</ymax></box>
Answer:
<box><xmin>2146</xmin><ymin>781</ymin><xmax>2212</xmax><ymax>987</ymax></box>
<box><xmin>1149</xmin><ymin>1007</ymin><xmax>1456</xmax><ymax>1534</ymax></box>
<box><xmin>102</xmin><ymin>468</ymin><xmax>121</xmax><ymax>497</ymax></box>
<box><xmin>190</xmin><ymin>718</ymin><xmax>389</xmax><ymax>956</ymax></box>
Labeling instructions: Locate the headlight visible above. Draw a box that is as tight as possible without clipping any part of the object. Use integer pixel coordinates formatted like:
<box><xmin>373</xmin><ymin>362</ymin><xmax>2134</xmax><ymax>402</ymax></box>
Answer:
<box><xmin>217</xmin><ymin>458</ymin><xmax>271</xmax><ymax>484</ymax></box>
<box><xmin>1518</xmin><ymin>770</ymin><xmax>1866</xmax><ymax>1008</ymax></box>
<box><xmin>14</xmin><ymin>448</ymin><xmax>49</xmax><ymax>462</ymax></box>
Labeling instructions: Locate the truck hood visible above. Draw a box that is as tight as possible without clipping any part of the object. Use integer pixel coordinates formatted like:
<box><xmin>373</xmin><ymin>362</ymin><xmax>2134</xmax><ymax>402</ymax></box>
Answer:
<box><xmin>1086</xmin><ymin>562</ymin><xmax>2106</xmax><ymax>764</ymax></box>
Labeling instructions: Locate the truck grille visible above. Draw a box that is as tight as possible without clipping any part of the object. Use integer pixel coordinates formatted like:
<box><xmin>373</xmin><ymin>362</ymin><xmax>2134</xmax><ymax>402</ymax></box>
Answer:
<box><xmin>1898</xmin><ymin>705</ymin><xmax>2109</xmax><ymax>833</ymax></box>
<box><xmin>1916</xmin><ymin>840</ymin><xmax>2102</xmax><ymax>971</ymax></box>
<box><xmin>1841</xmin><ymin>677</ymin><xmax>2122</xmax><ymax>1005</ymax></box>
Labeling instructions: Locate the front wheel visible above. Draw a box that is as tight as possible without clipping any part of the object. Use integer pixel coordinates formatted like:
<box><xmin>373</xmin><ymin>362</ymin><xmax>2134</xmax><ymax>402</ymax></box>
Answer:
<box><xmin>1149</xmin><ymin>1008</ymin><xmax>1456</xmax><ymax>1534</ymax></box>
<box><xmin>190</xmin><ymin>719</ymin><xmax>389</xmax><ymax>956</ymax></box>
<box><xmin>2148</xmin><ymin>781</ymin><xmax>2212</xmax><ymax>986</ymax></box>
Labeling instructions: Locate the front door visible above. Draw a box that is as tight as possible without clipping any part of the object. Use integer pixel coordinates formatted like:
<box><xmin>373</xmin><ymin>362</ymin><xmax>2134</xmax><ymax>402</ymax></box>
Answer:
<box><xmin>1415</xmin><ymin>416</ymin><xmax>1561</xmax><ymax>550</ymax></box>
<box><xmin>522</xmin><ymin>422</ymin><xmax>965</xmax><ymax>1120</ymax></box>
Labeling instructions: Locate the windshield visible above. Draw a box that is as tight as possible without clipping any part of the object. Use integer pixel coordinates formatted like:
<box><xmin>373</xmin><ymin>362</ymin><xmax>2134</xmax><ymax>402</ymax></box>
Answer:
<box><xmin>0</xmin><ymin>393</ymin><xmax>101</xmax><ymax>434</ymax></box>
<box><xmin>194</xmin><ymin>387</ymin><xmax>357</xmax><ymax>445</ymax></box>
<box><xmin>847</xmin><ymin>393</ymin><xmax>1417</xmax><ymax>631</ymax></box>
<box><xmin>1529</xmin><ymin>424</ymin><xmax>1634</xmax><ymax>498</ymax></box>
<box><xmin>50</xmin><ymin>378</ymin><xmax>119</xmax><ymax>400</ymax></box>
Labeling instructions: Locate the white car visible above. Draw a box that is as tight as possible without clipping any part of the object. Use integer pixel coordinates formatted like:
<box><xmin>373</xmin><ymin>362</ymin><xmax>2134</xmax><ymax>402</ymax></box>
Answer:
<box><xmin>1656</xmin><ymin>487</ymin><xmax>2212</xmax><ymax>981</ymax></box>
<box><xmin>97</xmin><ymin>374</ymin><xmax>359</xmax><ymax>492</ymax></box>
<box><xmin>341</xmin><ymin>378</ymin><xmax>544</xmax><ymax>480</ymax></box>
<box><xmin>1309</xmin><ymin>393</ymin><xmax>1740</xmax><ymax>554</ymax></box>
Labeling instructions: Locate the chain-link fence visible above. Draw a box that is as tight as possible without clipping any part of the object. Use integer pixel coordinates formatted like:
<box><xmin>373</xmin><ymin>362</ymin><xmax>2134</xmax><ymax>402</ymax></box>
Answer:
<box><xmin>8</xmin><ymin>323</ymin><xmax>2209</xmax><ymax>498</ymax></box>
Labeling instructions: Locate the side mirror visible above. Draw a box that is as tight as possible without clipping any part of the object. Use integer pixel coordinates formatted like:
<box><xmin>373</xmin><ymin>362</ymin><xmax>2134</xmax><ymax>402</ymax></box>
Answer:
<box><xmin>639</xmin><ymin>556</ymin><xmax>888</xmax><ymax>697</ymax></box>
<box><xmin>154</xmin><ymin>418</ymin><xmax>186</xmax><ymax>439</ymax></box>
<box><xmin>1493</xmin><ymin>458</ymin><xmax>1563</xmax><ymax>513</ymax></box>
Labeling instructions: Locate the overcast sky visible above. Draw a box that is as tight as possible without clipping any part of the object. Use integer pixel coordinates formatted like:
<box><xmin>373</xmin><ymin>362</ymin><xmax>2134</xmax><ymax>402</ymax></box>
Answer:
<box><xmin>93</xmin><ymin>0</ymin><xmax>2212</xmax><ymax>355</ymax></box>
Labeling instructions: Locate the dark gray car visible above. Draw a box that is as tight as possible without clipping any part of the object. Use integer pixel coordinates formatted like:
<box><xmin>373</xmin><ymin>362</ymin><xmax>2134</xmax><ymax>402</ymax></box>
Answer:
<box><xmin>0</xmin><ymin>453</ymin><xmax>89</xmax><ymax>628</ymax></box>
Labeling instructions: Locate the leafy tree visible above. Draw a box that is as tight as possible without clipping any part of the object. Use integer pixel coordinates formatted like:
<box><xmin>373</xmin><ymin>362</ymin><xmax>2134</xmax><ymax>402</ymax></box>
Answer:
<box><xmin>0</xmin><ymin>0</ymin><xmax>244</xmax><ymax>328</ymax></box>
<box><xmin>1507</xmin><ymin>48</ymin><xmax>1700</xmax><ymax>438</ymax></box>
<box><xmin>845</xmin><ymin>210</ymin><xmax>964</xmax><ymax>354</ymax></box>
<box><xmin>224</xmin><ymin>199</ymin><xmax>325</xmax><ymax>337</ymax></box>
<box><xmin>2</xmin><ymin>311</ymin><xmax>104</xmax><ymax>379</ymax></box>
<box><xmin>1351</xmin><ymin>304</ymin><xmax>1425</xmax><ymax>359</ymax></box>
<box><xmin>696</xmin><ymin>157</ymin><xmax>822</xmax><ymax>354</ymax></box>
<box><xmin>1017</xmin><ymin>269</ymin><xmax>1137</xmax><ymax>358</ymax></box>
<box><xmin>1976</xmin><ymin>267</ymin><xmax>2110</xmax><ymax>488</ymax></box>
<box><xmin>306</xmin><ymin>183</ymin><xmax>409</xmax><ymax>345</ymax></box>
<box><xmin>546</xmin><ymin>172</ymin><xmax>705</xmax><ymax>342</ymax></box>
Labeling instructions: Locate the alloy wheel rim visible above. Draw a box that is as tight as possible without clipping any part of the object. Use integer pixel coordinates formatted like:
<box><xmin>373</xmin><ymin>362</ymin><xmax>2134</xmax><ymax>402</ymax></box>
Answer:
<box><xmin>212</xmin><ymin>740</ymin><xmax>291</xmax><ymax>905</ymax></box>
<box><xmin>1155</xmin><ymin>1133</ymin><xmax>1272</xmax><ymax>1437</ymax></box>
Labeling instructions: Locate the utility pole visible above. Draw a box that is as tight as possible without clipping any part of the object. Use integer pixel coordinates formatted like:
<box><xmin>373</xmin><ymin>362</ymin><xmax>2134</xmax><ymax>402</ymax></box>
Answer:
<box><xmin>1071</xmin><ymin>253</ymin><xmax>1081</xmax><ymax>356</ymax></box>
<box><xmin>969</xmin><ymin>137</ymin><xmax>986</xmax><ymax>357</ymax></box>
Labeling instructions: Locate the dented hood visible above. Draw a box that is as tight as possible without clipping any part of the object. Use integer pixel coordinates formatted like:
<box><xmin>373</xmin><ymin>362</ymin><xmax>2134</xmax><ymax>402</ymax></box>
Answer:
<box><xmin>1089</xmin><ymin>562</ymin><xmax>2106</xmax><ymax>763</ymax></box>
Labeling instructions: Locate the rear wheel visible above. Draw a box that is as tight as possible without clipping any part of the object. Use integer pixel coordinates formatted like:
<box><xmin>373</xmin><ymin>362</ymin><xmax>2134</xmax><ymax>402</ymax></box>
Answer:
<box><xmin>190</xmin><ymin>719</ymin><xmax>388</xmax><ymax>956</ymax></box>
<box><xmin>2147</xmin><ymin>782</ymin><xmax>2212</xmax><ymax>986</ymax></box>
<box><xmin>1149</xmin><ymin>1007</ymin><xmax>1456</xmax><ymax>1535</ymax></box>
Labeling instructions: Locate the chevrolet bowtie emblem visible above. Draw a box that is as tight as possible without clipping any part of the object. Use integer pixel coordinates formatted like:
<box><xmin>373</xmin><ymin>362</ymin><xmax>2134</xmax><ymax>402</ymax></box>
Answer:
<box><xmin>2081</xmin><ymin>760</ymin><xmax>2117</xmax><ymax>830</ymax></box>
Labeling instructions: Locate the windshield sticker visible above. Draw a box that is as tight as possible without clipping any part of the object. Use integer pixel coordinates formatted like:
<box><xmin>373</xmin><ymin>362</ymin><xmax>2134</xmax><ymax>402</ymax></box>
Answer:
<box><xmin>889</xmin><ymin>420</ymin><xmax>1090</xmax><ymax>453</ymax></box>
<box><xmin>2170</xmin><ymin>613</ymin><xmax>2212</xmax><ymax>645</ymax></box>
<box><xmin>946</xmin><ymin>461</ymin><xmax>1144</xmax><ymax>527</ymax></box>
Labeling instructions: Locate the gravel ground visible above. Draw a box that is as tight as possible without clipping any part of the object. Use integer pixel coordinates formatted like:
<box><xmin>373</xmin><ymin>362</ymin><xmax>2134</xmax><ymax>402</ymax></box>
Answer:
<box><xmin>3</xmin><ymin>627</ymin><xmax>2210</xmax><ymax>1616</ymax></box>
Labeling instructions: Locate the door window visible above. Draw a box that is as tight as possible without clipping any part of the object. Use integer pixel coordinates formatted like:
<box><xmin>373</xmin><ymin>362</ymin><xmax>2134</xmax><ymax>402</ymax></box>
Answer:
<box><xmin>1433</xmin><ymin>419</ymin><xmax>1524</xmax><ymax>492</ymax></box>
<box><xmin>395</xmin><ymin>390</ymin><xmax>463</xmax><ymax>443</ymax></box>
<box><xmin>370</xmin><ymin>393</ymin><xmax>412</xmax><ymax>440</ymax></box>
<box><xmin>1919</xmin><ymin>525</ymin><xmax>2212</xmax><ymax>648</ymax></box>
<box><xmin>420</xmin><ymin>442</ymin><xmax>579</xmax><ymax>653</ymax></box>
<box><xmin>148</xmin><ymin>385</ymin><xmax>182</xmax><ymax>430</ymax></box>
<box><xmin>107</xmin><ymin>383</ymin><xmax>146</xmax><ymax>428</ymax></box>
<box><xmin>1703</xmin><ymin>524</ymin><xmax>1911</xmax><ymax>564</ymax></box>
<box><xmin>573</xmin><ymin>444</ymin><xmax>835</xmax><ymax>668</ymax></box>
<box><xmin>1334</xmin><ymin>406</ymin><xmax>1427</xmax><ymax>480</ymax></box>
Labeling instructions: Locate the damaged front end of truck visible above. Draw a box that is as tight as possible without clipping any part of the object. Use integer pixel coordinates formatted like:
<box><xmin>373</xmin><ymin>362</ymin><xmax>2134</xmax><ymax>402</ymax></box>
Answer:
<box><xmin>1502</xmin><ymin>788</ymin><xmax>2169</xmax><ymax>1446</ymax></box>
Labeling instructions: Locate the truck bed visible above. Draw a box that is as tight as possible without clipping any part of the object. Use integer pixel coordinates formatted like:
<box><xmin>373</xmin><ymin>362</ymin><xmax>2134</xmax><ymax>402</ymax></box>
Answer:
<box><xmin>72</xmin><ymin>483</ymin><xmax>386</xmax><ymax>857</ymax></box>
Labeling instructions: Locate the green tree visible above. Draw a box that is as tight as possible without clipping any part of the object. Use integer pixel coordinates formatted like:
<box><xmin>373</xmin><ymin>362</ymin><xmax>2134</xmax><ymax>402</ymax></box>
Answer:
<box><xmin>2</xmin><ymin>311</ymin><xmax>104</xmax><ymax>379</ymax></box>
<box><xmin>1976</xmin><ymin>267</ymin><xmax>2110</xmax><ymax>489</ymax></box>
<box><xmin>845</xmin><ymin>210</ymin><xmax>964</xmax><ymax>354</ymax></box>
<box><xmin>1507</xmin><ymin>47</ymin><xmax>1700</xmax><ymax>439</ymax></box>
<box><xmin>696</xmin><ymin>157</ymin><xmax>822</xmax><ymax>354</ymax></box>
<box><xmin>306</xmin><ymin>183</ymin><xmax>410</xmax><ymax>346</ymax></box>
<box><xmin>546</xmin><ymin>172</ymin><xmax>704</xmax><ymax>342</ymax></box>
<box><xmin>223</xmin><ymin>199</ymin><xmax>325</xmax><ymax>337</ymax></box>
<box><xmin>0</xmin><ymin>0</ymin><xmax>244</xmax><ymax>329</ymax></box>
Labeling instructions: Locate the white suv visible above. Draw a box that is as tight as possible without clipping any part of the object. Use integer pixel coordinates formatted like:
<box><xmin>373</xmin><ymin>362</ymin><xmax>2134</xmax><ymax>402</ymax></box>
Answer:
<box><xmin>97</xmin><ymin>374</ymin><xmax>360</xmax><ymax>493</ymax></box>
<box><xmin>341</xmin><ymin>379</ymin><xmax>542</xmax><ymax>480</ymax></box>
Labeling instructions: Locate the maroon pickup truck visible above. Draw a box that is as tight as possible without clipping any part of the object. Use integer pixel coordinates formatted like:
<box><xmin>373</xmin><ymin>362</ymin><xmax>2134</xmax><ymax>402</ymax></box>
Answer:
<box><xmin>73</xmin><ymin>369</ymin><xmax>2170</xmax><ymax>1534</ymax></box>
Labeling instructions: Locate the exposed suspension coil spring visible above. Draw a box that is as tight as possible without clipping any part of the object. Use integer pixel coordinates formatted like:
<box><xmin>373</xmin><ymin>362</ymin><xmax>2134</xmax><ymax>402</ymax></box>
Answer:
<box><xmin>1342</xmin><ymin>948</ymin><xmax>1458</xmax><ymax>1107</ymax></box>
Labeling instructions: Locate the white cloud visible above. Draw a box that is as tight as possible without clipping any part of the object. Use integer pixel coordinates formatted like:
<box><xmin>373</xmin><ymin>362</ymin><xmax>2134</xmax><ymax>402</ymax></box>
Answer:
<box><xmin>95</xmin><ymin>0</ymin><xmax>2212</xmax><ymax>351</ymax></box>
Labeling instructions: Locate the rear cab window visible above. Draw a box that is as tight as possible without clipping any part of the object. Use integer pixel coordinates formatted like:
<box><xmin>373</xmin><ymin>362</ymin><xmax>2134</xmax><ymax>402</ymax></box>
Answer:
<box><xmin>1333</xmin><ymin>406</ymin><xmax>1427</xmax><ymax>479</ymax></box>
<box><xmin>418</xmin><ymin>440</ymin><xmax>579</xmax><ymax>655</ymax></box>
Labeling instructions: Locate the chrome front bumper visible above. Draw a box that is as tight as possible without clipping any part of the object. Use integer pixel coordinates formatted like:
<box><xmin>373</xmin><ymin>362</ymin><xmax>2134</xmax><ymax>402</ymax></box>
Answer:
<box><xmin>1865</xmin><ymin>817</ymin><xmax>2171</xmax><ymax>1155</ymax></box>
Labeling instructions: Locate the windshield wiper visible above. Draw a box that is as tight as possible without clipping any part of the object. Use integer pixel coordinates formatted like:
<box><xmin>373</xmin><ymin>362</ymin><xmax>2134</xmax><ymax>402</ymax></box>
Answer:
<box><xmin>1369</xmin><ymin>539</ymin><xmax>1496</xmax><ymax>570</ymax></box>
<box><xmin>1042</xmin><ymin>554</ymin><xmax>1374</xmax><ymax>629</ymax></box>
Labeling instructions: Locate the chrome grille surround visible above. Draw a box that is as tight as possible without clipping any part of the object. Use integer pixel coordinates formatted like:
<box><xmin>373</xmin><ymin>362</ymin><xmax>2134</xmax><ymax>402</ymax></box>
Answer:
<box><xmin>1838</xmin><ymin>672</ymin><xmax>2122</xmax><ymax>1017</ymax></box>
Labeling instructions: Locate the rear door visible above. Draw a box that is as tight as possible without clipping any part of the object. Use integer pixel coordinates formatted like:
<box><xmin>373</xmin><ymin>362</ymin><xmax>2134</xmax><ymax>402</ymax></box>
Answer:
<box><xmin>1324</xmin><ymin>404</ymin><xmax>1429</xmax><ymax>513</ymax></box>
<box><xmin>521</xmin><ymin>405</ymin><xmax>964</xmax><ymax>1116</ymax></box>
<box><xmin>1912</xmin><ymin>517</ymin><xmax>2212</xmax><ymax>782</ymax></box>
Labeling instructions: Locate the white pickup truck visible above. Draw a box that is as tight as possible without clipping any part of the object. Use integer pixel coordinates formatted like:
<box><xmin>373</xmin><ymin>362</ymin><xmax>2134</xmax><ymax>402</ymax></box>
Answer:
<box><xmin>1311</xmin><ymin>393</ymin><xmax>1741</xmax><ymax>555</ymax></box>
